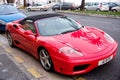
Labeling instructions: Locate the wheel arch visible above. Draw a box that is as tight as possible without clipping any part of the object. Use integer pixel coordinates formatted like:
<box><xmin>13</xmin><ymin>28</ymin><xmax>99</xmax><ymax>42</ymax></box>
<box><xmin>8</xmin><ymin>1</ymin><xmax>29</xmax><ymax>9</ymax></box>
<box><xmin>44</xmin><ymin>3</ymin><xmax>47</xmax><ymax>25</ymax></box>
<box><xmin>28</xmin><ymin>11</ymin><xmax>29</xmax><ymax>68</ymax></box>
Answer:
<box><xmin>37</xmin><ymin>46</ymin><xmax>54</xmax><ymax>71</ymax></box>
<box><xmin>37</xmin><ymin>46</ymin><xmax>51</xmax><ymax>59</ymax></box>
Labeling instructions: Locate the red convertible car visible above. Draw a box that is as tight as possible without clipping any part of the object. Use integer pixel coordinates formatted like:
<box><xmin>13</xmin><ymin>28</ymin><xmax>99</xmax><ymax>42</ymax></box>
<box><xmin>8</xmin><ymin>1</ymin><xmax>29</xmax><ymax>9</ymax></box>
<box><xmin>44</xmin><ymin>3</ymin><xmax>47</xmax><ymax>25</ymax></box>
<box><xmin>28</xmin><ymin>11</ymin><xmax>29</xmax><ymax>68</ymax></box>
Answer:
<box><xmin>6</xmin><ymin>13</ymin><xmax>118</xmax><ymax>75</ymax></box>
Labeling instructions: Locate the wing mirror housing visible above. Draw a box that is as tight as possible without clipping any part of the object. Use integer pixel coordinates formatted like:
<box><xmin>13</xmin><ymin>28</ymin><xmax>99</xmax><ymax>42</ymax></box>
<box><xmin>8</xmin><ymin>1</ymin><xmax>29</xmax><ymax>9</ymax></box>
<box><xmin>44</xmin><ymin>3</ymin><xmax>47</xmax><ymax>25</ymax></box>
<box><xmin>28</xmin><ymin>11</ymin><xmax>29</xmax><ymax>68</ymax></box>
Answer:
<box><xmin>24</xmin><ymin>30</ymin><xmax>33</xmax><ymax>35</ymax></box>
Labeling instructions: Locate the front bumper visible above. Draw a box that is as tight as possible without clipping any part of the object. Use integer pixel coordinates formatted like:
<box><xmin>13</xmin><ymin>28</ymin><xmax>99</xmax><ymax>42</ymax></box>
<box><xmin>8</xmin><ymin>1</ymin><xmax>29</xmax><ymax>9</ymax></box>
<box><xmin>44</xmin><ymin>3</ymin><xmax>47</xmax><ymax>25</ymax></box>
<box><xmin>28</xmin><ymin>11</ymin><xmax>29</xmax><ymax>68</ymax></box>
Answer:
<box><xmin>53</xmin><ymin>42</ymin><xmax>118</xmax><ymax>75</ymax></box>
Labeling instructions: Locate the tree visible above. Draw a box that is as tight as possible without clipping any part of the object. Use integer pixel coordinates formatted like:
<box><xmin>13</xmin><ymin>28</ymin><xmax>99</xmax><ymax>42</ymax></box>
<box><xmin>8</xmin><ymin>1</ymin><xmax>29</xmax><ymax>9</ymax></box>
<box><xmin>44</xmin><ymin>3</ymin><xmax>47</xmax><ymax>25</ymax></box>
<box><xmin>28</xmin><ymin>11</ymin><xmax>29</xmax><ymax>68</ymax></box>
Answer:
<box><xmin>23</xmin><ymin>0</ymin><xmax>27</xmax><ymax>7</ymax></box>
<box><xmin>3</xmin><ymin>0</ymin><xmax>6</xmax><ymax>4</ymax></box>
<box><xmin>80</xmin><ymin>0</ymin><xmax>85</xmax><ymax>11</ymax></box>
<box><xmin>6</xmin><ymin>0</ymin><xmax>15</xmax><ymax>3</ymax></box>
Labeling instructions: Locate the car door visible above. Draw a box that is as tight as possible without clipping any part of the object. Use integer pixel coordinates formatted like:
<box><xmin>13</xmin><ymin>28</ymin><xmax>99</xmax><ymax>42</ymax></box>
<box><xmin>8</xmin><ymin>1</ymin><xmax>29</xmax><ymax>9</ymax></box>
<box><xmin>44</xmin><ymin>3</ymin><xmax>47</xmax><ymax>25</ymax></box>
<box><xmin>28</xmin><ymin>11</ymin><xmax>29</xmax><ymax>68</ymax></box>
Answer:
<box><xmin>18</xmin><ymin>20</ymin><xmax>38</xmax><ymax>56</ymax></box>
<box><xmin>37</xmin><ymin>4</ymin><xmax>42</xmax><ymax>10</ymax></box>
<box><xmin>54</xmin><ymin>4</ymin><xmax>60</xmax><ymax>10</ymax></box>
<box><xmin>63</xmin><ymin>3</ymin><xmax>70</xmax><ymax>10</ymax></box>
<box><xmin>31</xmin><ymin>4</ymin><xmax>38</xmax><ymax>10</ymax></box>
<box><xmin>86</xmin><ymin>3</ymin><xmax>94</xmax><ymax>10</ymax></box>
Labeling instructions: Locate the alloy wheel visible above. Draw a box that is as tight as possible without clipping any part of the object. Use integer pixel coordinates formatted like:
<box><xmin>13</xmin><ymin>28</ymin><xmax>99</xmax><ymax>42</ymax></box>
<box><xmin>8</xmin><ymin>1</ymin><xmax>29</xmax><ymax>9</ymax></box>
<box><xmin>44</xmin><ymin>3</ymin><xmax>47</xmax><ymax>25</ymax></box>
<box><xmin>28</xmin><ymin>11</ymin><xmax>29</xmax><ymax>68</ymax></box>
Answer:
<box><xmin>7</xmin><ymin>32</ymin><xmax>14</xmax><ymax>47</ymax></box>
<box><xmin>39</xmin><ymin>48</ymin><xmax>53</xmax><ymax>71</ymax></box>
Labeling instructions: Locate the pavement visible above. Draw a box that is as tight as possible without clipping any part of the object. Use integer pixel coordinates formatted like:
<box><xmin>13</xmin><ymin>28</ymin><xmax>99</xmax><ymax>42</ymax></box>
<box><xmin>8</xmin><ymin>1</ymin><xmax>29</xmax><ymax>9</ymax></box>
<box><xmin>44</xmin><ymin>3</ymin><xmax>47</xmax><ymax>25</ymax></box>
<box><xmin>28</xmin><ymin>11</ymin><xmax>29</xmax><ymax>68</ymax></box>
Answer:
<box><xmin>0</xmin><ymin>38</ymin><xmax>30</xmax><ymax>80</ymax></box>
<box><xmin>0</xmin><ymin>34</ymin><xmax>71</xmax><ymax>80</ymax></box>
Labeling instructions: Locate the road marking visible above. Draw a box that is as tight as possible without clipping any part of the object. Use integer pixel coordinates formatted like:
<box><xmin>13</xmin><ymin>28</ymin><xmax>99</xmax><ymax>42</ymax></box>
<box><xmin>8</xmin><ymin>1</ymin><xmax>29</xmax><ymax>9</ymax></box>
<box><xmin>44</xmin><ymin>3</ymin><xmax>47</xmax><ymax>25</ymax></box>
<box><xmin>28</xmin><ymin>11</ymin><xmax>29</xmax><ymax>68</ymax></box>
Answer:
<box><xmin>5</xmin><ymin>48</ymin><xmax>12</xmax><ymax>53</ymax></box>
<box><xmin>76</xmin><ymin>77</ymin><xmax>86</xmax><ymax>80</ymax></box>
<box><xmin>14</xmin><ymin>56</ymin><xmax>24</xmax><ymax>63</ymax></box>
<box><xmin>27</xmin><ymin>68</ymin><xmax>42</xmax><ymax>78</ymax></box>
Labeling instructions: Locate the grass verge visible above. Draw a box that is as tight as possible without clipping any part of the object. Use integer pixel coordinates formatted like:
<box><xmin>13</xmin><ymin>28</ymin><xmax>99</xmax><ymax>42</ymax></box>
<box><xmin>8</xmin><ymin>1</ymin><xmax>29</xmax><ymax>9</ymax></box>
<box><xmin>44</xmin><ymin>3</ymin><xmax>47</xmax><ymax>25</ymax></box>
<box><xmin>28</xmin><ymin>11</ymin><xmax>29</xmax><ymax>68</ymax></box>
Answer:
<box><xmin>60</xmin><ymin>10</ymin><xmax>120</xmax><ymax>17</ymax></box>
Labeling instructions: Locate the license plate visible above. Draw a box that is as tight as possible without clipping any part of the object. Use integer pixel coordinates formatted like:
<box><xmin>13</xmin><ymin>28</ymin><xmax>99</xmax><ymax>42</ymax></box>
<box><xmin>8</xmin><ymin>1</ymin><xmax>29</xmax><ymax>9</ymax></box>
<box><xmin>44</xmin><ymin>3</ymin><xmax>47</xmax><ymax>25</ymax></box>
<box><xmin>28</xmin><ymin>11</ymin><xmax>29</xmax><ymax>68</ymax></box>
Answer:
<box><xmin>98</xmin><ymin>55</ymin><xmax>113</xmax><ymax>66</ymax></box>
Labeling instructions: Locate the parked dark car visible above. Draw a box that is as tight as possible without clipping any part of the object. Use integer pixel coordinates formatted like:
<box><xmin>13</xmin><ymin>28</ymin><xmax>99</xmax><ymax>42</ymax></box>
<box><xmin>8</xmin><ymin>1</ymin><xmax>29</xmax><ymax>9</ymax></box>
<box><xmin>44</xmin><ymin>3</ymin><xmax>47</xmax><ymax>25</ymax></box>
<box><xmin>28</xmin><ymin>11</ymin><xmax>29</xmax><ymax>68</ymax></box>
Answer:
<box><xmin>107</xmin><ymin>2</ymin><xmax>118</xmax><ymax>11</ymax></box>
<box><xmin>52</xmin><ymin>2</ymin><xmax>77</xmax><ymax>11</ymax></box>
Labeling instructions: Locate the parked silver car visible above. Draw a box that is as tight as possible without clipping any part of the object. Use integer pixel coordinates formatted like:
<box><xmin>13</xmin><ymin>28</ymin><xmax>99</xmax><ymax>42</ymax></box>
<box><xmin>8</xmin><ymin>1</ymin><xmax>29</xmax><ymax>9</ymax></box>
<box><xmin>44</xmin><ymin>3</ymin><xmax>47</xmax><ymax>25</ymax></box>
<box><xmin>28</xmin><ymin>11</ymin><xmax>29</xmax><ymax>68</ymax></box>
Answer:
<box><xmin>27</xmin><ymin>3</ymin><xmax>49</xmax><ymax>11</ymax></box>
<box><xmin>85</xmin><ymin>2</ymin><xmax>109</xmax><ymax>11</ymax></box>
<box><xmin>111</xmin><ymin>5</ymin><xmax>120</xmax><ymax>12</ymax></box>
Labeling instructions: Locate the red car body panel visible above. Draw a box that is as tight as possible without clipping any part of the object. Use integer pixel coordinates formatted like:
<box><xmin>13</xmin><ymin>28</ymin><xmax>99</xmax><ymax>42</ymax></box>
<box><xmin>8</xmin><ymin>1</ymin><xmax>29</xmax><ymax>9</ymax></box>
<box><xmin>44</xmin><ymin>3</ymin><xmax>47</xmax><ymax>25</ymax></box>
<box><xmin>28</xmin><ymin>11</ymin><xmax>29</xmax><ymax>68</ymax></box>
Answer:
<box><xmin>6</xmin><ymin>17</ymin><xmax>118</xmax><ymax>75</ymax></box>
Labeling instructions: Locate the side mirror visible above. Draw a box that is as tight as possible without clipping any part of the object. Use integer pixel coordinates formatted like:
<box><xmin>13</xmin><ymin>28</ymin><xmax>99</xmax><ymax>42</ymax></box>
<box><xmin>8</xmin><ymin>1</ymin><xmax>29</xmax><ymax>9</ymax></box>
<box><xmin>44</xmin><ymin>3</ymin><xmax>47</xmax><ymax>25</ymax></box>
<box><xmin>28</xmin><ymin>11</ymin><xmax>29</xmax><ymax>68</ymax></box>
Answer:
<box><xmin>24</xmin><ymin>30</ymin><xmax>36</xmax><ymax>40</ymax></box>
<box><xmin>24</xmin><ymin>30</ymin><xmax>33</xmax><ymax>35</ymax></box>
<box><xmin>13</xmin><ymin>24</ymin><xmax>19</xmax><ymax>29</ymax></box>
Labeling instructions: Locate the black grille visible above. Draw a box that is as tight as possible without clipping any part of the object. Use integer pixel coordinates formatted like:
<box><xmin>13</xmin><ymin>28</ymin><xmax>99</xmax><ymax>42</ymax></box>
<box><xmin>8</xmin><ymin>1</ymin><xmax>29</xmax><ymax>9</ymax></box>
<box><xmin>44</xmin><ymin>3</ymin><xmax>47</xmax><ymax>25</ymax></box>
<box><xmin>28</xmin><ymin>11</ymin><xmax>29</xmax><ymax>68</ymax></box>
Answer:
<box><xmin>73</xmin><ymin>64</ymin><xmax>89</xmax><ymax>71</ymax></box>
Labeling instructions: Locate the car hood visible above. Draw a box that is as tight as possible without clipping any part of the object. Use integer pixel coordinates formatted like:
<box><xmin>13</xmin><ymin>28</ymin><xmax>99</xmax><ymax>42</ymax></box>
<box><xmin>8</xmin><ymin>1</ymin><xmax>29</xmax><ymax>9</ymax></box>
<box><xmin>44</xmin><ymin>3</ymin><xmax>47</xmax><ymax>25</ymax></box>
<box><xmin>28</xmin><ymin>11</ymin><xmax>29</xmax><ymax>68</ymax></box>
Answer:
<box><xmin>51</xmin><ymin>27</ymin><xmax>109</xmax><ymax>54</ymax></box>
<box><xmin>0</xmin><ymin>12</ymin><xmax>26</xmax><ymax>23</ymax></box>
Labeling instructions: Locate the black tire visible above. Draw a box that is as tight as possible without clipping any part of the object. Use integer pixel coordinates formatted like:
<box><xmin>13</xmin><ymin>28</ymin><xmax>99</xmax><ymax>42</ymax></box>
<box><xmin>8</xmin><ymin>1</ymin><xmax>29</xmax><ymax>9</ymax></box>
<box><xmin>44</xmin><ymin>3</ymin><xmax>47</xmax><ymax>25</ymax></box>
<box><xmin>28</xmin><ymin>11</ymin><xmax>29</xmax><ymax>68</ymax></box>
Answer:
<box><xmin>44</xmin><ymin>9</ymin><xmax>47</xmax><ymax>11</ymax></box>
<box><xmin>27</xmin><ymin>8</ymin><xmax>31</xmax><ymax>11</ymax></box>
<box><xmin>39</xmin><ymin>48</ymin><xmax>54</xmax><ymax>71</ymax></box>
<box><xmin>112</xmin><ymin>9</ymin><xmax>117</xmax><ymax>12</ymax></box>
<box><xmin>96</xmin><ymin>8</ymin><xmax>100</xmax><ymax>12</ymax></box>
<box><xmin>53</xmin><ymin>9</ymin><xmax>57</xmax><ymax>11</ymax></box>
<box><xmin>84</xmin><ymin>8</ymin><xmax>87</xmax><ymax>11</ymax></box>
<box><xmin>40</xmin><ymin>8</ymin><xmax>43</xmax><ymax>11</ymax></box>
<box><xmin>6</xmin><ymin>32</ymin><xmax>15</xmax><ymax>47</ymax></box>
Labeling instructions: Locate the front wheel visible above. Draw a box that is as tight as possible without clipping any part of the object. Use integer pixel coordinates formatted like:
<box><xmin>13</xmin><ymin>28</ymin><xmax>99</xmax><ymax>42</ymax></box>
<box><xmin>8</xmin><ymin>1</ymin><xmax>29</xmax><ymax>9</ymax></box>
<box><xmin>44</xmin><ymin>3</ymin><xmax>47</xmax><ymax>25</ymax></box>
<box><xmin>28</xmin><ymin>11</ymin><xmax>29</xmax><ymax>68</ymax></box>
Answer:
<box><xmin>6</xmin><ymin>32</ymin><xmax>15</xmax><ymax>47</ymax></box>
<box><xmin>39</xmin><ymin>48</ymin><xmax>54</xmax><ymax>71</ymax></box>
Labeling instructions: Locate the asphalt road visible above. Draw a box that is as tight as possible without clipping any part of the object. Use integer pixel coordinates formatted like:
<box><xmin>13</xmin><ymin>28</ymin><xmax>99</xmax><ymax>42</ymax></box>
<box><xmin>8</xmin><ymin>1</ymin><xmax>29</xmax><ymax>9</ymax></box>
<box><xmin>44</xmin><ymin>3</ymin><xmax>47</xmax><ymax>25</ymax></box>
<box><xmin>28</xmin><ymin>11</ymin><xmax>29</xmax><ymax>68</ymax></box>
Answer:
<box><xmin>0</xmin><ymin>9</ymin><xmax>120</xmax><ymax>80</ymax></box>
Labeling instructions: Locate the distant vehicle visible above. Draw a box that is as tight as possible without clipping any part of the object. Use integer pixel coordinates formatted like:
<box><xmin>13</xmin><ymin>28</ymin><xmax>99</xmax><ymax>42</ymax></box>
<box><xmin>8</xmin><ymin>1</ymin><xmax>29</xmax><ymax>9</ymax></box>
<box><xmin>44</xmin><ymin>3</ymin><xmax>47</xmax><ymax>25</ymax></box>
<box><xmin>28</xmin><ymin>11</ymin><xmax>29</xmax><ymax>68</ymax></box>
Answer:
<box><xmin>0</xmin><ymin>5</ymin><xmax>26</xmax><ymax>32</ymax></box>
<box><xmin>27</xmin><ymin>3</ymin><xmax>49</xmax><ymax>11</ymax></box>
<box><xmin>107</xmin><ymin>2</ymin><xmax>118</xmax><ymax>11</ymax></box>
<box><xmin>52</xmin><ymin>2</ymin><xmax>77</xmax><ymax>11</ymax></box>
<box><xmin>84</xmin><ymin>2</ymin><xmax>109</xmax><ymax>11</ymax></box>
<box><xmin>111</xmin><ymin>5</ymin><xmax>120</xmax><ymax>12</ymax></box>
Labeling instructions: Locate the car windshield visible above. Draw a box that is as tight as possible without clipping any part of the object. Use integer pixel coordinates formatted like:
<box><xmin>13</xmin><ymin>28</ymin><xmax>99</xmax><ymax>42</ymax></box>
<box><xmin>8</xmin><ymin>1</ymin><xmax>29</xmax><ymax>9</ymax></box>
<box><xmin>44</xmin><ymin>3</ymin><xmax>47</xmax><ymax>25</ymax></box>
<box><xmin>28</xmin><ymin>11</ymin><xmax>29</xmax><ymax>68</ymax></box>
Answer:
<box><xmin>0</xmin><ymin>5</ymin><xmax>19</xmax><ymax>15</ymax></box>
<box><xmin>36</xmin><ymin>16</ymin><xmax>83</xmax><ymax>36</ymax></box>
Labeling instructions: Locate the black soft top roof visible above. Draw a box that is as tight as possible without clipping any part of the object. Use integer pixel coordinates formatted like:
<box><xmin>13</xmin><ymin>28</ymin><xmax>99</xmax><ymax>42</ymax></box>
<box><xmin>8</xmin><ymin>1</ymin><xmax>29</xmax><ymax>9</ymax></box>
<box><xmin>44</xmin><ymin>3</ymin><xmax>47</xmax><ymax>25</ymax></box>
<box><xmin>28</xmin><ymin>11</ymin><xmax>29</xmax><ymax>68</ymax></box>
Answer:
<box><xmin>19</xmin><ymin>13</ymin><xmax>64</xmax><ymax>24</ymax></box>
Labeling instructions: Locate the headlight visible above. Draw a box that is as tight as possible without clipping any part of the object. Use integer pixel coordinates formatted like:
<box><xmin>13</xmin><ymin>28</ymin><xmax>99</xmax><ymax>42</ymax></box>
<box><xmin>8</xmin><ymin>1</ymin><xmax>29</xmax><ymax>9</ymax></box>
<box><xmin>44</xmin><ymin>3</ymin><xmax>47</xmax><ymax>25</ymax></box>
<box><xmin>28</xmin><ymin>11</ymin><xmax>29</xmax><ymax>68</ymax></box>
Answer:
<box><xmin>104</xmin><ymin>33</ymin><xmax>114</xmax><ymax>44</ymax></box>
<box><xmin>59</xmin><ymin>47</ymin><xmax>83</xmax><ymax>57</ymax></box>
<box><xmin>0</xmin><ymin>20</ymin><xmax>6</xmax><ymax>25</ymax></box>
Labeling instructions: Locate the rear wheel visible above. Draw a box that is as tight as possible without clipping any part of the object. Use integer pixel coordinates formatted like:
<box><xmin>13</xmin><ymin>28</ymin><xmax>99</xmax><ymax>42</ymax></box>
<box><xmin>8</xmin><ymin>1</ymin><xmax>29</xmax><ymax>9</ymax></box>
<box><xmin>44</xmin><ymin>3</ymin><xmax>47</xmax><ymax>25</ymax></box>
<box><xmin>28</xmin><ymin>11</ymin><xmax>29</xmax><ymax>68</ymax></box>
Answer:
<box><xmin>112</xmin><ymin>9</ymin><xmax>117</xmax><ymax>12</ymax></box>
<box><xmin>6</xmin><ymin>32</ymin><xmax>15</xmax><ymax>47</ymax></box>
<box><xmin>39</xmin><ymin>48</ymin><xmax>54</xmax><ymax>71</ymax></box>
<box><xmin>96</xmin><ymin>8</ymin><xmax>100</xmax><ymax>12</ymax></box>
<box><xmin>84</xmin><ymin>8</ymin><xmax>87</xmax><ymax>11</ymax></box>
<box><xmin>27</xmin><ymin>8</ymin><xmax>31</xmax><ymax>11</ymax></box>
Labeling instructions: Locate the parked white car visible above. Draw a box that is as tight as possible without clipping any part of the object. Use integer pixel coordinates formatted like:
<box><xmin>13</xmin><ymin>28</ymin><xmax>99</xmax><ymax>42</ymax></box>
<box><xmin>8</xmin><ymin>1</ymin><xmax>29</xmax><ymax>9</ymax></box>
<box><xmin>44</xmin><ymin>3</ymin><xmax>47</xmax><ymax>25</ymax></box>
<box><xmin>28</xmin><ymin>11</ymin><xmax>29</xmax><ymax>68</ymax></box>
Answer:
<box><xmin>111</xmin><ymin>5</ymin><xmax>120</xmax><ymax>12</ymax></box>
<box><xmin>85</xmin><ymin>2</ymin><xmax>109</xmax><ymax>11</ymax></box>
<box><xmin>27</xmin><ymin>3</ymin><xmax>49</xmax><ymax>11</ymax></box>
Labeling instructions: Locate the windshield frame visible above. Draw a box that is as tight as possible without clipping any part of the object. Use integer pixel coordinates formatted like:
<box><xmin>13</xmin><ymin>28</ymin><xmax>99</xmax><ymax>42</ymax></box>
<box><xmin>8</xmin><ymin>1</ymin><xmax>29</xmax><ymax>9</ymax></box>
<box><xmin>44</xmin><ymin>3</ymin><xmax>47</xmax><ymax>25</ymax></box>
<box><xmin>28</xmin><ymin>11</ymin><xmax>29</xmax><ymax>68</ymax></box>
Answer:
<box><xmin>36</xmin><ymin>16</ymin><xmax>83</xmax><ymax>36</ymax></box>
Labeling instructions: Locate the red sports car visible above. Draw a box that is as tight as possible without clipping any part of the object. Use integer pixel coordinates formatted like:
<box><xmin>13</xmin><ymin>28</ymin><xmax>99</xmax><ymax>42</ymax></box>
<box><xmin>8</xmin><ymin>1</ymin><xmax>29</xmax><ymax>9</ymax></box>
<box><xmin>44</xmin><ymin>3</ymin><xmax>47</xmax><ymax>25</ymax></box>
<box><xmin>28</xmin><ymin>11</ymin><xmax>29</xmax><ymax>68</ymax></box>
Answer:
<box><xmin>6</xmin><ymin>14</ymin><xmax>118</xmax><ymax>75</ymax></box>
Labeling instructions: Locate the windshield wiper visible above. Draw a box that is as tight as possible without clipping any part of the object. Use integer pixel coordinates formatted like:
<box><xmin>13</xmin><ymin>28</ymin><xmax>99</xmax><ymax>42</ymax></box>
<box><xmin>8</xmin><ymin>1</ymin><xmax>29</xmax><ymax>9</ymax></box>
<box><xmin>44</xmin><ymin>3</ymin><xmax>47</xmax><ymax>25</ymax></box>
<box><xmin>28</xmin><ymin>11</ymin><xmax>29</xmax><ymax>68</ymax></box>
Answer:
<box><xmin>61</xmin><ymin>30</ymin><xmax>76</xmax><ymax>34</ymax></box>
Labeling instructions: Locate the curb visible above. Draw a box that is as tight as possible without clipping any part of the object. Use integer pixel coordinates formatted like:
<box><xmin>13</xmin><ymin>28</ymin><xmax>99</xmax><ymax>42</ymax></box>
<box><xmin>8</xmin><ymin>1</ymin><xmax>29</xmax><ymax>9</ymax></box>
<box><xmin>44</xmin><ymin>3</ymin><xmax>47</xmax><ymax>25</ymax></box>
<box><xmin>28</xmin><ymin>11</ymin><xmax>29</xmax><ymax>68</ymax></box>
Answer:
<box><xmin>56</xmin><ymin>10</ymin><xmax>120</xmax><ymax>19</ymax></box>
